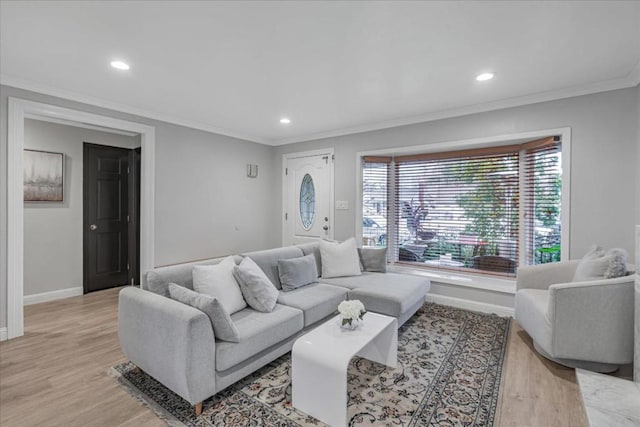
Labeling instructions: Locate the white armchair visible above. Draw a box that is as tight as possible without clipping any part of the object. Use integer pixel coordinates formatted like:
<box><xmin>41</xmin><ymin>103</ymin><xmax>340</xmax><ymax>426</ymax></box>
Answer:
<box><xmin>515</xmin><ymin>260</ymin><xmax>635</xmax><ymax>372</ymax></box>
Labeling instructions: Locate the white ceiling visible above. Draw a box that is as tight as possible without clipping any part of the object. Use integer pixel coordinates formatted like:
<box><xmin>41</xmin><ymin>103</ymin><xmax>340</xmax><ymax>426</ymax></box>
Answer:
<box><xmin>2</xmin><ymin>1</ymin><xmax>639</xmax><ymax>145</ymax></box>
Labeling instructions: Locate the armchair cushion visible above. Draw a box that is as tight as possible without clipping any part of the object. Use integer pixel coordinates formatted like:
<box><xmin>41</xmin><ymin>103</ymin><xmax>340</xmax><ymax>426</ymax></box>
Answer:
<box><xmin>514</xmin><ymin>289</ymin><xmax>553</xmax><ymax>351</ymax></box>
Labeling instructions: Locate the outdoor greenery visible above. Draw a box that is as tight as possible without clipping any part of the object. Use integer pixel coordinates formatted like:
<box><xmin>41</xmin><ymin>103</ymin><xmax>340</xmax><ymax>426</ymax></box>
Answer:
<box><xmin>450</xmin><ymin>156</ymin><xmax>519</xmax><ymax>256</ymax></box>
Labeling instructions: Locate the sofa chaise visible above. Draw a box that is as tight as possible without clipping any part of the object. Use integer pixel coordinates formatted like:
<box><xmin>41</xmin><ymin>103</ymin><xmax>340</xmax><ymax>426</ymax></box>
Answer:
<box><xmin>118</xmin><ymin>242</ymin><xmax>430</xmax><ymax>414</ymax></box>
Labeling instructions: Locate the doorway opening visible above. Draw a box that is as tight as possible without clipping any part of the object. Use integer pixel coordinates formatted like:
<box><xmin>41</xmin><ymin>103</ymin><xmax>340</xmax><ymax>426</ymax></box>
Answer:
<box><xmin>6</xmin><ymin>97</ymin><xmax>156</xmax><ymax>340</ymax></box>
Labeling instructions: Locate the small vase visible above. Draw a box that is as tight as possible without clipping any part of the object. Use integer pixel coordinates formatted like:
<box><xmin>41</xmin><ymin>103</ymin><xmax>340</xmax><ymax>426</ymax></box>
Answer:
<box><xmin>339</xmin><ymin>316</ymin><xmax>361</xmax><ymax>330</ymax></box>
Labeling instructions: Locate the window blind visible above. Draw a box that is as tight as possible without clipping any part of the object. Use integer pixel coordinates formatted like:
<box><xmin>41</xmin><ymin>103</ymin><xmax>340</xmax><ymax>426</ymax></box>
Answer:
<box><xmin>523</xmin><ymin>139</ymin><xmax>562</xmax><ymax>265</ymax></box>
<box><xmin>362</xmin><ymin>157</ymin><xmax>390</xmax><ymax>248</ymax></box>
<box><xmin>395</xmin><ymin>151</ymin><xmax>519</xmax><ymax>274</ymax></box>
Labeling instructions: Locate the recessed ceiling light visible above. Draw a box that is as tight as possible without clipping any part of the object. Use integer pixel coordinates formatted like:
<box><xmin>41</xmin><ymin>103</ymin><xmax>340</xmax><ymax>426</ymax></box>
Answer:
<box><xmin>110</xmin><ymin>60</ymin><xmax>130</xmax><ymax>70</ymax></box>
<box><xmin>280</xmin><ymin>118</ymin><xmax>291</xmax><ymax>124</ymax></box>
<box><xmin>476</xmin><ymin>72</ymin><xmax>495</xmax><ymax>81</ymax></box>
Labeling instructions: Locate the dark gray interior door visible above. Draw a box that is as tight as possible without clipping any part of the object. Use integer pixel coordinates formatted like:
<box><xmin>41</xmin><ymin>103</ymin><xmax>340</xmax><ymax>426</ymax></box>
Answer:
<box><xmin>83</xmin><ymin>143</ymin><xmax>130</xmax><ymax>293</ymax></box>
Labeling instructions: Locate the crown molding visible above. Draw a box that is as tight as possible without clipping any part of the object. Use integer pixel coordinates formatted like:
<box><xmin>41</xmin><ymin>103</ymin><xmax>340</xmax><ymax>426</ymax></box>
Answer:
<box><xmin>0</xmin><ymin>75</ymin><xmax>270</xmax><ymax>145</ymax></box>
<box><xmin>271</xmin><ymin>73</ymin><xmax>640</xmax><ymax>146</ymax></box>
<box><xmin>3</xmin><ymin>70</ymin><xmax>638</xmax><ymax>148</ymax></box>
<box><xmin>24</xmin><ymin>113</ymin><xmax>139</xmax><ymax>137</ymax></box>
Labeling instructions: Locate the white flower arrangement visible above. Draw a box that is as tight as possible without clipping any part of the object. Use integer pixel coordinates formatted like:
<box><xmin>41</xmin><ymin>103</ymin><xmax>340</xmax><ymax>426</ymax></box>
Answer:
<box><xmin>337</xmin><ymin>300</ymin><xmax>367</xmax><ymax>327</ymax></box>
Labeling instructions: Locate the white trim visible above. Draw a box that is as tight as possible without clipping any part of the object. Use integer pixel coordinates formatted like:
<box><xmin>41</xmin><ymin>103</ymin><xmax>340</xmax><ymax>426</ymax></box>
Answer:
<box><xmin>1</xmin><ymin>75</ymin><xmax>269</xmax><ymax>145</ymax></box>
<box><xmin>0</xmin><ymin>328</ymin><xmax>7</xmax><ymax>342</ymax></box>
<box><xmin>560</xmin><ymin>129</ymin><xmax>572</xmax><ymax>260</ymax></box>
<box><xmin>24</xmin><ymin>113</ymin><xmax>139</xmax><ymax>137</ymax></box>
<box><xmin>390</xmin><ymin>264</ymin><xmax>516</xmax><ymax>295</ymax></box>
<box><xmin>425</xmin><ymin>293</ymin><xmax>515</xmax><ymax>318</ymax></box>
<box><xmin>273</xmin><ymin>76</ymin><xmax>639</xmax><ymax>146</ymax></box>
<box><xmin>23</xmin><ymin>287</ymin><xmax>83</xmax><ymax>306</ymax></box>
<box><xmin>7</xmin><ymin>97</ymin><xmax>156</xmax><ymax>340</ymax></box>
<box><xmin>282</xmin><ymin>148</ymin><xmax>335</xmax><ymax>246</ymax></box>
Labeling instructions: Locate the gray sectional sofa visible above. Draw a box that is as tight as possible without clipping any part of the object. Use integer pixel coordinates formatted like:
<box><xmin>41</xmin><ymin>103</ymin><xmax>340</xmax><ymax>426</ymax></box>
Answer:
<box><xmin>118</xmin><ymin>242</ymin><xmax>430</xmax><ymax>413</ymax></box>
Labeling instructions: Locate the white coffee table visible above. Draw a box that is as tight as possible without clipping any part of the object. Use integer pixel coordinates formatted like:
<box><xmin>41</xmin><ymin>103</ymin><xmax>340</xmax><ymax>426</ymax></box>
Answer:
<box><xmin>291</xmin><ymin>312</ymin><xmax>397</xmax><ymax>427</ymax></box>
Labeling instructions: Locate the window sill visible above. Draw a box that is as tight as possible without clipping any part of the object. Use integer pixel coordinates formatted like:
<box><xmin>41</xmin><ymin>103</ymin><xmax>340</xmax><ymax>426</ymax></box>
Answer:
<box><xmin>388</xmin><ymin>264</ymin><xmax>516</xmax><ymax>295</ymax></box>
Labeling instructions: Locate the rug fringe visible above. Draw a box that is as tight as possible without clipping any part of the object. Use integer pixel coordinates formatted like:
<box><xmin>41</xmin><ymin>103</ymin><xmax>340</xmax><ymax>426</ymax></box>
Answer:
<box><xmin>107</xmin><ymin>367</ymin><xmax>187</xmax><ymax>427</ymax></box>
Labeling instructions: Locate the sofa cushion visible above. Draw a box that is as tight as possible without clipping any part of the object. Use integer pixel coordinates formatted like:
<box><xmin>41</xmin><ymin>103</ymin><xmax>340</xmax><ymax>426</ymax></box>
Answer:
<box><xmin>515</xmin><ymin>289</ymin><xmax>552</xmax><ymax>352</ymax></box>
<box><xmin>242</xmin><ymin>246</ymin><xmax>305</xmax><ymax>290</ymax></box>
<box><xmin>233</xmin><ymin>257</ymin><xmax>279</xmax><ymax>313</ymax></box>
<box><xmin>347</xmin><ymin>280</ymin><xmax>427</xmax><ymax>318</ymax></box>
<box><xmin>216</xmin><ymin>304</ymin><xmax>303</xmax><ymax>371</ymax></box>
<box><xmin>319</xmin><ymin>271</ymin><xmax>428</xmax><ymax>292</ymax></box>
<box><xmin>320</xmin><ymin>238</ymin><xmax>362</xmax><ymax>278</ymax></box>
<box><xmin>296</xmin><ymin>242</ymin><xmax>322</xmax><ymax>277</ymax></box>
<box><xmin>278</xmin><ymin>254</ymin><xmax>318</xmax><ymax>291</ymax></box>
<box><xmin>193</xmin><ymin>256</ymin><xmax>247</xmax><ymax>314</ymax></box>
<box><xmin>168</xmin><ymin>283</ymin><xmax>239</xmax><ymax>343</ymax></box>
<box><xmin>277</xmin><ymin>283</ymin><xmax>348</xmax><ymax>326</ymax></box>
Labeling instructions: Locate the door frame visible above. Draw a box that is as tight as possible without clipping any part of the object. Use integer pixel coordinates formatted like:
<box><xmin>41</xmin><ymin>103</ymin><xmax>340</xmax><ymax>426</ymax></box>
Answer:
<box><xmin>7</xmin><ymin>97</ymin><xmax>156</xmax><ymax>340</ymax></box>
<box><xmin>282</xmin><ymin>148</ymin><xmax>335</xmax><ymax>246</ymax></box>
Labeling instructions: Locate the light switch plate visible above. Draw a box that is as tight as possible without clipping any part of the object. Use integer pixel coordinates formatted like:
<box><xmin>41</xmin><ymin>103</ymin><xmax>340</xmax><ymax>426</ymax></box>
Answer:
<box><xmin>335</xmin><ymin>200</ymin><xmax>349</xmax><ymax>210</ymax></box>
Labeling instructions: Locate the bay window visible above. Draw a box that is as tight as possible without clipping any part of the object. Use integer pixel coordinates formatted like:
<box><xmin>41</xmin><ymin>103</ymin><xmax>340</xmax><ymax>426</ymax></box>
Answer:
<box><xmin>360</xmin><ymin>136</ymin><xmax>563</xmax><ymax>276</ymax></box>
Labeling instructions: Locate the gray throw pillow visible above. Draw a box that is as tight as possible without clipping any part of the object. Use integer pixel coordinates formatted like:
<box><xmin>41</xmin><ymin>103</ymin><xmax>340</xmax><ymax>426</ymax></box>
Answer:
<box><xmin>604</xmin><ymin>248</ymin><xmax>628</xmax><ymax>278</ymax></box>
<box><xmin>278</xmin><ymin>254</ymin><xmax>318</xmax><ymax>292</ymax></box>
<box><xmin>168</xmin><ymin>283</ymin><xmax>240</xmax><ymax>343</ymax></box>
<box><xmin>358</xmin><ymin>247</ymin><xmax>387</xmax><ymax>273</ymax></box>
<box><xmin>233</xmin><ymin>257</ymin><xmax>279</xmax><ymax>312</ymax></box>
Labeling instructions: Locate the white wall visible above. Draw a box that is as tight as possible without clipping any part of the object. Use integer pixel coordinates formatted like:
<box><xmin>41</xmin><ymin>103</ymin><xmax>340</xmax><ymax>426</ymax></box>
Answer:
<box><xmin>23</xmin><ymin>119</ymin><xmax>139</xmax><ymax>296</ymax></box>
<box><xmin>0</xmin><ymin>84</ymin><xmax>280</xmax><ymax>328</ymax></box>
<box><xmin>636</xmin><ymin>84</ymin><xmax>640</xmax><ymax>226</ymax></box>
<box><xmin>274</xmin><ymin>87</ymin><xmax>639</xmax><ymax>260</ymax></box>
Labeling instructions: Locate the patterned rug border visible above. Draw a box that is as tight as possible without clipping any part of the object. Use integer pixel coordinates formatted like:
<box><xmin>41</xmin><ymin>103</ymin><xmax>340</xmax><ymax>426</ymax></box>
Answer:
<box><xmin>108</xmin><ymin>366</ymin><xmax>185</xmax><ymax>426</ymax></box>
<box><xmin>110</xmin><ymin>303</ymin><xmax>511</xmax><ymax>426</ymax></box>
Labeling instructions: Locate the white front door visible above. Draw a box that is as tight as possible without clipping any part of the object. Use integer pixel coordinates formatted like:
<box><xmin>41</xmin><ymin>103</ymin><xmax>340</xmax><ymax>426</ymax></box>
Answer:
<box><xmin>283</xmin><ymin>150</ymin><xmax>334</xmax><ymax>245</ymax></box>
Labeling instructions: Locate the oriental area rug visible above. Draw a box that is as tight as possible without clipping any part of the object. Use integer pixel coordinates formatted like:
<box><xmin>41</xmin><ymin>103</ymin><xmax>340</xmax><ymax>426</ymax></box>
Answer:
<box><xmin>110</xmin><ymin>303</ymin><xmax>510</xmax><ymax>426</ymax></box>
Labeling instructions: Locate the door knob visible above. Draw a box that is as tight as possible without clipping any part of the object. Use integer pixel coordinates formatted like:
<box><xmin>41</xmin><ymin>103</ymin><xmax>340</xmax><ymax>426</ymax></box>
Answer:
<box><xmin>90</xmin><ymin>224</ymin><xmax>98</xmax><ymax>231</ymax></box>
<box><xmin>323</xmin><ymin>225</ymin><xmax>329</xmax><ymax>231</ymax></box>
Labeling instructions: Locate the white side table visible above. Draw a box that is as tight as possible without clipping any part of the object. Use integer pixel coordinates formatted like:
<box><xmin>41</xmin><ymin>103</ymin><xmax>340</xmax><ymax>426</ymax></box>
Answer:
<box><xmin>292</xmin><ymin>312</ymin><xmax>397</xmax><ymax>427</ymax></box>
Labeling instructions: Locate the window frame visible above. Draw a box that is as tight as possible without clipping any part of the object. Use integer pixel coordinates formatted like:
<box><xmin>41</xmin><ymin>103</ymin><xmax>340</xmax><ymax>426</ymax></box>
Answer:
<box><xmin>356</xmin><ymin>128</ymin><xmax>571</xmax><ymax>274</ymax></box>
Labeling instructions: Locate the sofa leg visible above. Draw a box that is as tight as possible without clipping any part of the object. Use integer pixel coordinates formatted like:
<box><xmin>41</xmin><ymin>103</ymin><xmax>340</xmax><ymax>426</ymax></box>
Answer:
<box><xmin>194</xmin><ymin>402</ymin><xmax>203</xmax><ymax>416</ymax></box>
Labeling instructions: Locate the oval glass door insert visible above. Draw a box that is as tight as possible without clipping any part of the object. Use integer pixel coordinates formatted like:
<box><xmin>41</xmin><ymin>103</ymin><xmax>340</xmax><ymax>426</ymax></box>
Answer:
<box><xmin>300</xmin><ymin>173</ymin><xmax>315</xmax><ymax>230</ymax></box>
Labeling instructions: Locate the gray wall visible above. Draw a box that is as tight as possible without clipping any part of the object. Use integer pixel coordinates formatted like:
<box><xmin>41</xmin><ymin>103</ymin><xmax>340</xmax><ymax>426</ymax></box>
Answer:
<box><xmin>0</xmin><ymin>85</ymin><xmax>280</xmax><ymax>328</ymax></box>
<box><xmin>273</xmin><ymin>87</ymin><xmax>639</xmax><ymax>261</ymax></box>
<box><xmin>23</xmin><ymin>119</ymin><xmax>139</xmax><ymax>296</ymax></box>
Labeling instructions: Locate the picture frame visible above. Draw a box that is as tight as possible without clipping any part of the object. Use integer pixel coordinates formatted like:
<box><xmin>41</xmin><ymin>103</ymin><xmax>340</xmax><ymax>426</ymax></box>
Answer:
<box><xmin>23</xmin><ymin>149</ymin><xmax>64</xmax><ymax>202</ymax></box>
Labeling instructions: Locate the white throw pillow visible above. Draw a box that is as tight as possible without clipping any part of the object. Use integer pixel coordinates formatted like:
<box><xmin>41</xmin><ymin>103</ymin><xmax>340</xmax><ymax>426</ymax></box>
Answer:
<box><xmin>572</xmin><ymin>245</ymin><xmax>628</xmax><ymax>282</ymax></box>
<box><xmin>193</xmin><ymin>256</ymin><xmax>247</xmax><ymax>314</ymax></box>
<box><xmin>319</xmin><ymin>238</ymin><xmax>362</xmax><ymax>278</ymax></box>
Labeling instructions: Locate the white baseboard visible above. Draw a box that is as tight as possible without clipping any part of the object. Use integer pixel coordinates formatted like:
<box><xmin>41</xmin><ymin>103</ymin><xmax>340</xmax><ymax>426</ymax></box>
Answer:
<box><xmin>426</xmin><ymin>293</ymin><xmax>515</xmax><ymax>317</ymax></box>
<box><xmin>0</xmin><ymin>327</ymin><xmax>7</xmax><ymax>341</ymax></box>
<box><xmin>23</xmin><ymin>287</ymin><xmax>83</xmax><ymax>306</ymax></box>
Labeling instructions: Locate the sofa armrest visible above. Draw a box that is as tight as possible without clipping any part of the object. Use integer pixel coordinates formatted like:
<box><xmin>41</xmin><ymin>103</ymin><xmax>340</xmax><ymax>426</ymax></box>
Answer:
<box><xmin>516</xmin><ymin>260</ymin><xmax>580</xmax><ymax>291</ymax></box>
<box><xmin>118</xmin><ymin>287</ymin><xmax>217</xmax><ymax>404</ymax></box>
<box><xmin>547</xmin><ymin>276</ymin><xmax>635</xmax><ymax>363</ymax></box>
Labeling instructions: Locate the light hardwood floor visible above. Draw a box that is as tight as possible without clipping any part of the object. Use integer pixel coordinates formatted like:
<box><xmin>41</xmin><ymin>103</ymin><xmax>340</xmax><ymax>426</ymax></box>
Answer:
<box><xmin>1</xmin><ymin>287</ymin><xmax>592</xmax><ymax>426</ymax></box>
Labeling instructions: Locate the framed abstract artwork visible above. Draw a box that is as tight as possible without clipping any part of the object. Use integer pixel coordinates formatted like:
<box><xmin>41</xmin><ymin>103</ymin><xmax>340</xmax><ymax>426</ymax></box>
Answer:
<box><xmin>23</xmin><ymin>149</ymin><xmax>64</xmax><ymax>202</ymax></box>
